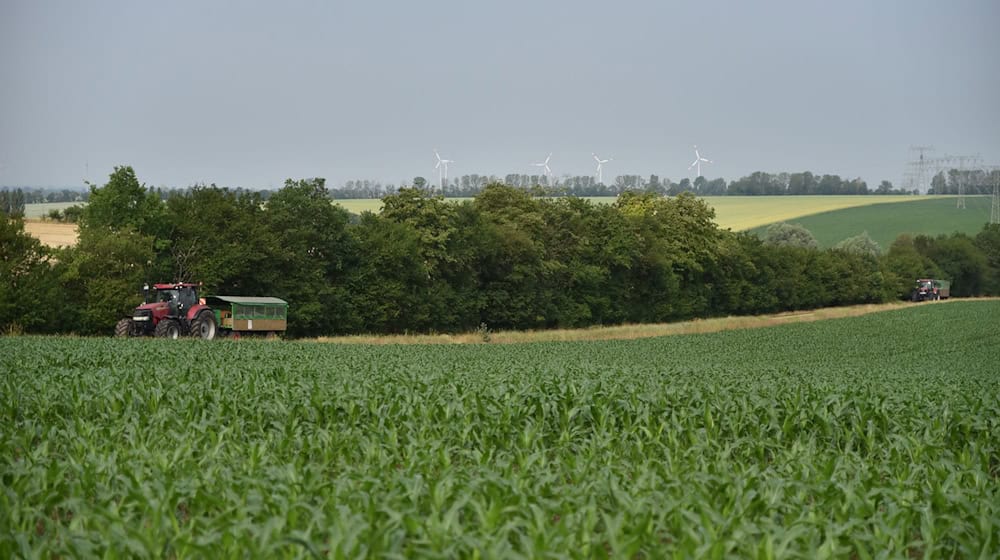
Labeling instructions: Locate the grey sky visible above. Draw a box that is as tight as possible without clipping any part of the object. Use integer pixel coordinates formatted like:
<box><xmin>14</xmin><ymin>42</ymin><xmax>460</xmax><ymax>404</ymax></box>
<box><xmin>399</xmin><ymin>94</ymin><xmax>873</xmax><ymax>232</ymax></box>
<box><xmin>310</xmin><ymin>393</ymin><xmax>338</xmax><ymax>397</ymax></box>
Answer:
<box><xmin>2</xmin><ymin>0</ymin><xmax>998</xmax><ymax>190</ymax></box>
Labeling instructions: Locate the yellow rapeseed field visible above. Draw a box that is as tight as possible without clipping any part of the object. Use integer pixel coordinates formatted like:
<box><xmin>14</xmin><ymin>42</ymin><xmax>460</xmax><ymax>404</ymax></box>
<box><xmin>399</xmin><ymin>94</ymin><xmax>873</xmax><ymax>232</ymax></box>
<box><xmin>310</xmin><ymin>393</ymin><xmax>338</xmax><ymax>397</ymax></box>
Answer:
<box><xmin>704</xmin><ymin>195</ymin><xmax>919</xmax><ymax>230</ymax></box>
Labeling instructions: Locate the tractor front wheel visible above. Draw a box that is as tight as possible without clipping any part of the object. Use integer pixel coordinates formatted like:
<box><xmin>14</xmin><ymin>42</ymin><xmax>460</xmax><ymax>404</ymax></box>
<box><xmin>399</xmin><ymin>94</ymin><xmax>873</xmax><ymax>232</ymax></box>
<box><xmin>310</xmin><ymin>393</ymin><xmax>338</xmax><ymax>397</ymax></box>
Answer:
<box><xmin>154</xmin><ymin>319</ymin><xmax>181</xmax><ymax>339</ymax></box>
<box><xmin>115</xmin><ymin>318</ymin><xmax>133</xmax><ymax>337</ymax></box>
<box><xmin>191</xmin><ymin>311</ymin><xmax>217</xmax><ymax>340</ymax></box>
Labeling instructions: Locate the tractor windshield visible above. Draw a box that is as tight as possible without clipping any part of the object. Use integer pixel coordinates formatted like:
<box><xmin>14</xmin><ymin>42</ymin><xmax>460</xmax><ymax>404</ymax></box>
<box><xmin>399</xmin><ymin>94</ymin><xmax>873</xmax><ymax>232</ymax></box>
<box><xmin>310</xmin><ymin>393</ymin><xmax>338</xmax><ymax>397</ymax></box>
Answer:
<box><xmin>157</xmin><ymin>289</ymin><xmax>179</xmax><ymax>303</ymax></box>
<box><xmin>178</xmin><ymin>287</ymin><xmax>197</xmax><ymax>308</ymax></box>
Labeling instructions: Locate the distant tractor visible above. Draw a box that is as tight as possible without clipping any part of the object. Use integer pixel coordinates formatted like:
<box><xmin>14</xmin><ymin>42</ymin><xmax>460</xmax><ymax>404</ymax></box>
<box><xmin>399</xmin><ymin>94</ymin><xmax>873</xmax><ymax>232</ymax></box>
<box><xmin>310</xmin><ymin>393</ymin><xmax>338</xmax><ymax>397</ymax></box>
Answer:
<box><xmin>911</xmin><ymin>278</ymin><xmax>950</xmax><ymax>302</ymax></box>
<box><xmin>115</xmin><ymin>283</ymin><xmax>288</xmax><ymax>339</ymax></box>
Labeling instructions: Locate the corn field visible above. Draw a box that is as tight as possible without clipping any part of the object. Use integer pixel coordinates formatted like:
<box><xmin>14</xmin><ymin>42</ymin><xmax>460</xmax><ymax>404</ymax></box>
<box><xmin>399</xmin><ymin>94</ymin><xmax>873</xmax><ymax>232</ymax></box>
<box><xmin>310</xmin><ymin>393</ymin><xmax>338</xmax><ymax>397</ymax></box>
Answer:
<box><xmin>2</xmin><ymin>301</ymin><xmax>998</xmax><ymax>558</ymax></box>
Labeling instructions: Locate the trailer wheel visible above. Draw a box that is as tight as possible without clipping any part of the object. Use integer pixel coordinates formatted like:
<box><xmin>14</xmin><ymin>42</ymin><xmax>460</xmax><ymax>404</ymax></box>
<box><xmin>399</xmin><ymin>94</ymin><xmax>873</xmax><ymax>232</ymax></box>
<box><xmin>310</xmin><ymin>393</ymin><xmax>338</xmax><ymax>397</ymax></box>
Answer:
<box><xmin>190</xmin><ymin>310</ymin><xmax>217</xmax><ymax>340</ymax></box>
<box><xmin>115</xmin><ymin>318</ymin><xmax>133</xmax><ymax>337</ymax></box>
<box><xmin>155</xmin><ymin>319</ymin><xmax>181</xmax><ymax>339</ymax></box>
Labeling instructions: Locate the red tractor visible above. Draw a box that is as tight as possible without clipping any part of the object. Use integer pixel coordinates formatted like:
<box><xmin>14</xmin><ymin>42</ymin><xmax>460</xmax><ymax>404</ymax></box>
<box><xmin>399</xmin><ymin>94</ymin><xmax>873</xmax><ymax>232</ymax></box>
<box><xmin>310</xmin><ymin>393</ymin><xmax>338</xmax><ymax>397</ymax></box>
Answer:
<box><xmin>911</xmin><ymin>278</ymin><xmax>950</xmax><ymax>302</ymax></box>
<box><xmin>115</xmin><ymin>282</ymin><xmax>217</xmax><ymax>339</ymax></box>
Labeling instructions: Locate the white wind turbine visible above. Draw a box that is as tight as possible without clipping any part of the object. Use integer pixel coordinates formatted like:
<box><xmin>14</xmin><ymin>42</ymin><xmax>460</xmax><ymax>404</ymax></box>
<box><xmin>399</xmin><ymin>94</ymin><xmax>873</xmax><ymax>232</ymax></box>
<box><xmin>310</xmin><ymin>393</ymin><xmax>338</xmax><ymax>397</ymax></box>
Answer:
<box><xmin>688</xmin><ymin>145</ymin><xmax>713</xmax><ymax>178</ymax></box>
<box><xmin>592</xmin><ymin>153</ymin><xmax>612</xmax><ymax>184</ymax></box>
<box><xmin>533</xmin><ymin>153</ymin><xmax>553</xmax><ymax>181</ymax></box>
<box><xmin>434</xmin><ymin>149</ymin><xmax>454</xmax><ymax>190</ymax></box>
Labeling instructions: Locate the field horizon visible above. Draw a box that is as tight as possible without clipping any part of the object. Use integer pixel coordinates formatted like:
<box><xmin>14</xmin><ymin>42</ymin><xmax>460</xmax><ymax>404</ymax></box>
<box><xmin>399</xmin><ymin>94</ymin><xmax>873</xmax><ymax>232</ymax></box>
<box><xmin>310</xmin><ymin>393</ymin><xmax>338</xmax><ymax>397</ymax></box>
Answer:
<box><xmin>21</xmin><ymin>194</ymin><xmax>934</xmax><ymax>247</ymax></box>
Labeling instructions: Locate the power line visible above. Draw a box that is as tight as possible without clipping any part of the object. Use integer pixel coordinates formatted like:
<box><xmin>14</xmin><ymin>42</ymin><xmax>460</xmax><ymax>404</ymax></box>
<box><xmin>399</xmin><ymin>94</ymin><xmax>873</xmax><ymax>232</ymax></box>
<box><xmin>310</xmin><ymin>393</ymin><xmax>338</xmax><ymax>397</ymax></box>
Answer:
<box><xmin>905</xmin><ymin>145</ymin><xmax>935</xmax><ymax>193</ymax></box>
<box><xmin>986</xmin><ymin>165</ymin><xmax>1000</xmax><ymax>225</ymax></box>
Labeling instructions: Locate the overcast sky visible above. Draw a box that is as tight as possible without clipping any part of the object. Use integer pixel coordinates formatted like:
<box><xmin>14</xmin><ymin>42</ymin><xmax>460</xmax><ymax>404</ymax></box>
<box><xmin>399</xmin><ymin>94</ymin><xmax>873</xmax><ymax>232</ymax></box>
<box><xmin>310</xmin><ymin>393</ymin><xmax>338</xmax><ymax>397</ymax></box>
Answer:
<box><xmin>2</xmin><ymin>0</ymin><xmax>998</xmax><ymax>190</ymax></box>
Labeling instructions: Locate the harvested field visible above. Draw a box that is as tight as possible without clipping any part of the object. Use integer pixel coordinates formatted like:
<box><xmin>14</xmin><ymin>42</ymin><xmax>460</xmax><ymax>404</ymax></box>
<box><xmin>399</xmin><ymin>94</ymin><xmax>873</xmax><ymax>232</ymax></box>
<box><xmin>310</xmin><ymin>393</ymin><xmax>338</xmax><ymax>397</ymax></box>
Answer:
<box><xmin>22</xmin><ymin>220</ymin><xmax>78</xmax><ymax>247</ymax></box>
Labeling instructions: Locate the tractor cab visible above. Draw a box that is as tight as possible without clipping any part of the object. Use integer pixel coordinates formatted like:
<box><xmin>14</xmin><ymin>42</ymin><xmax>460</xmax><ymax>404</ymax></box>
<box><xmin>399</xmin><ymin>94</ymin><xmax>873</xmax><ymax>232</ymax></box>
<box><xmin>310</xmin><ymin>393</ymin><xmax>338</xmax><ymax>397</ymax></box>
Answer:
<box><xmin>144</xmin><ymin>282</ymin><xmax>200</xmax><ymax>303</ymax></box>
<box><xmin>146</xmin><ymin>283</ymin><xmax>200</xmax><ymax>315</ymax></box>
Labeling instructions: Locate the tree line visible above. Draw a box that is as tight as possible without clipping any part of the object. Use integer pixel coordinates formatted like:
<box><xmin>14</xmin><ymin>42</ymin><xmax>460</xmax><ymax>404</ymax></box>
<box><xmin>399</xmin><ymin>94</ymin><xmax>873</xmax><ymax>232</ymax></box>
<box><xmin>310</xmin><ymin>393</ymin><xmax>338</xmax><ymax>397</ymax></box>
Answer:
<box><xmin>7</xmin><ymin>166</ymin><xmax>997</xmax><ymax>207</ymax></box>
<box><xmin>338</xmin><ymin>172</ymin><xmax>919</xmax><ymax>198</ymax></box>
<box><xmin>928</xmin><ymin>169</ymin><xmax>998</xmax><ymax>195</ymax></box>
<box><xmin>0</xmin><ymin>188</ymin><xmax>88</xmax><ymax>206</ymax></box>
<box><xmin>338</xmin><ymin>168</ymin><xmax>1000</xmax><ymax>198</ymax></box>
<box><xmin>2</xmin><ymin>166</ymin><xmax>998</xmax><ymax>337</ymax></box>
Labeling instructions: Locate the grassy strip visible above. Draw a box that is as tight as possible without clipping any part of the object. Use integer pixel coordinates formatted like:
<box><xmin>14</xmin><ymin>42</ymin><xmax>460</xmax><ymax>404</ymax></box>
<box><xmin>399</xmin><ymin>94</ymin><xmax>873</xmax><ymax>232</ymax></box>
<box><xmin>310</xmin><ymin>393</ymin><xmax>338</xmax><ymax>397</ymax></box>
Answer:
<box><xmin>311</xmin><ymin>300</ymin><xmax>943</xmax><ymax>345</ymax></box>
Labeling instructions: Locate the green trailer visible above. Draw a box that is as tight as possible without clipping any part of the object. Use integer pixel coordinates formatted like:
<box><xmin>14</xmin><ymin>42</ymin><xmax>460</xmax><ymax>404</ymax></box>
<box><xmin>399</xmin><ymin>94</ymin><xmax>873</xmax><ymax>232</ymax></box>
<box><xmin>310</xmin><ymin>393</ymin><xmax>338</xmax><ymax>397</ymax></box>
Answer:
<box><xmin>204</xmin><ymin>295</ymin><xmax>288</xmax><ymax>337</ymax></box>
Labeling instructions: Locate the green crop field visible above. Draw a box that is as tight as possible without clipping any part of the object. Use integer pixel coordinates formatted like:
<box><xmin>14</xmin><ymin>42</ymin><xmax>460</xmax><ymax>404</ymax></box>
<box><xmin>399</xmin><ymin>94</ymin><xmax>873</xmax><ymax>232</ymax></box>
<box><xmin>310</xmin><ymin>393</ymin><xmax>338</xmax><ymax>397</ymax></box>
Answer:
<box><xmin>703</xmin><ymin>195</ymin><xmax>921</xmax><ymax>232</ymax></box>
<box><xmin>21</xmin><ymin>202</ymin><xmax>85</xmax><ymax>219</ymax></box>
<box><xmin>2</xmin><ymin>301</ymin><xmax>998</xmax><ymax>558</ymax></box>
<box><xmin>748</xmin><ymin>196</ymin><xmax>991</xmax><ymax>249</ymax></box>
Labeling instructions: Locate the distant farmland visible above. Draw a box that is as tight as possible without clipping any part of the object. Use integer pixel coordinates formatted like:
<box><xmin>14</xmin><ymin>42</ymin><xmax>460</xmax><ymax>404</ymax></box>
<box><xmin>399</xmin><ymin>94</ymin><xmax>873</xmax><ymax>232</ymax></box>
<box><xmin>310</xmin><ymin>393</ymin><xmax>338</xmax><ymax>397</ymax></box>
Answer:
<box><xmin>701</xmin><ymin>195</ymin><xmax>920</xmax><ymax>231</ymax></box>
<box><xmin>333</xmin><ymin>195</ymin><xmax>921</xmax><ymax>231</ymax></box>
<box><xmin>21</xmin><ymin>201</ymin><xmax>83</xmax><ymax>219</ymax></box>
<box><xmin>20</xmin><ymin>195</ymin><xmax>929</xmax><ymax>247</ymax></box>
<box><xmin>748</xmin><ymin>195</ymin><xmax>990</xmax><ymax>249</ymax></box>
<box><xmin>22</xmin><ymin>220</ymin><xmax>78</xmax><ymax>247</ymax></box>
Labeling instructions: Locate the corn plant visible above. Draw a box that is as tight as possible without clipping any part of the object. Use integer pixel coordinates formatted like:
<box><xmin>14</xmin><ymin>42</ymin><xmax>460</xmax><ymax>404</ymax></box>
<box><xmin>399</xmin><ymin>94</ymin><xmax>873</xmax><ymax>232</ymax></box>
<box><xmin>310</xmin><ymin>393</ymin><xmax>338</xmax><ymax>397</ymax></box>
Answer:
<box><xmin>1</xmin><ymin>301</ymin><xmax>998</xmax><ymax>558</ymax></box>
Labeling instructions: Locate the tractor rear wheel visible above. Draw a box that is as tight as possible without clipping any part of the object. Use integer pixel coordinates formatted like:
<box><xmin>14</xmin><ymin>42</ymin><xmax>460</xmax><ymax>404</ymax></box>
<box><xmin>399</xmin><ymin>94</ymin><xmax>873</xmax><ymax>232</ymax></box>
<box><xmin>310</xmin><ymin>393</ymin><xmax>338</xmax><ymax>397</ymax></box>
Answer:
<box><xmin>155</xmin><ymin>319</ymin><xmax>181</xmax><ymax>339</ymax></box>
<box><xmin>191</xmin><ymin>310</ymin><xmax>217</xmax><ymax>340</ymax></box>
<box><xmin>115</xmin><ymin>318</ymin><xmax>133</xmax><ymax>337</ymax></box>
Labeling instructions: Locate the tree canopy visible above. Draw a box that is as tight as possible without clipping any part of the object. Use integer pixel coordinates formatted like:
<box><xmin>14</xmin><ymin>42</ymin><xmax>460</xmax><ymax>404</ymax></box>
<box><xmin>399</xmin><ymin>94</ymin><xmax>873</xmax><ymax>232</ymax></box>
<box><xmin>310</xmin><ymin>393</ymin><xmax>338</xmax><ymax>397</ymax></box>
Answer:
<box><xmin>4</xmin><ymin>167</ymin><xmax>998</xmax><ymax>337</ymax></box>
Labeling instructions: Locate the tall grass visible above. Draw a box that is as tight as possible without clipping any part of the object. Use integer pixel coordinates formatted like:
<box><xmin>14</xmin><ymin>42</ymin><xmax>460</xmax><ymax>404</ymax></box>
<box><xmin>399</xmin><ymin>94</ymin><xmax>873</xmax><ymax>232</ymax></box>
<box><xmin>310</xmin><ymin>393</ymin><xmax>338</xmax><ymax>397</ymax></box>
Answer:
<box><xmin>314</xmin><ymin>301</ymin><xmax>914</xmax><ymax>345</ymax></box>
